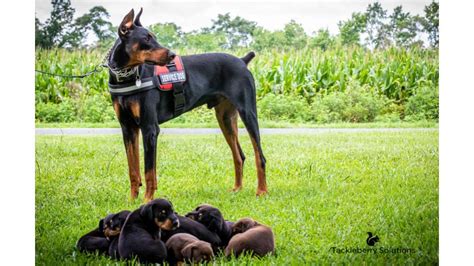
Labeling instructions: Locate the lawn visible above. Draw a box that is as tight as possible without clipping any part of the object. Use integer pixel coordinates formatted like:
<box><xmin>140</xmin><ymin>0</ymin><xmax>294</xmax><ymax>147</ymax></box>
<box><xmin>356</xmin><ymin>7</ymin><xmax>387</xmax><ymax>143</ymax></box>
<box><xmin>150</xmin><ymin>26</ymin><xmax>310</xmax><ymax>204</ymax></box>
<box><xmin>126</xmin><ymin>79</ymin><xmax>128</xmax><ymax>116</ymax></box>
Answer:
<box><xmin>35</xmin><ymin>130</ymin><xmax>438</xmax><ymax>264</ymax></box>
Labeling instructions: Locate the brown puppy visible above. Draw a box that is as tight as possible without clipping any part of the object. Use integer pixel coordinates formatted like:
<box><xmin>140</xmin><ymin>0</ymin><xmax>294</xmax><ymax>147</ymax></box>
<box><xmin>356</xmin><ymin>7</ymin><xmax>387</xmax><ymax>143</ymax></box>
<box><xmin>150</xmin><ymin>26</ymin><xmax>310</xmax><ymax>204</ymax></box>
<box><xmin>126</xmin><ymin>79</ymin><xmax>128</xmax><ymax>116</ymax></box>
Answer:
<box><xmin>165</xmin><ymin>233</ymin><xmax>213</xmax><ymax>265</ymax></box>
<box><xmin>225</xmin><ymin>218</ymin><xmax>275</xmax><ymax>258</ymax></box>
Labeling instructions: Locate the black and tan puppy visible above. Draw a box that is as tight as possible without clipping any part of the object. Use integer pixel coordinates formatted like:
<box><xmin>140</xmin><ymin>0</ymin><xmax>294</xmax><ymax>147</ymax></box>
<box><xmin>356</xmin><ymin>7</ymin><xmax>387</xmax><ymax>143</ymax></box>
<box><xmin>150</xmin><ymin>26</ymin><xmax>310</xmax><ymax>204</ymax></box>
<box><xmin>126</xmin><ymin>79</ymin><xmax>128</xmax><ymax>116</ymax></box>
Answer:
<box><xmin>166</xmin><ymin>233</ymin><xmax>214</xmax><ymax>265</ymax></box>
<box><xmin>185</xmin><ymin>204</ymin><xmax>234</xmax><ymax>247</ymax></box>
<box><xmin>160</xmin><ymin>213</ymin><xmax>222</xmax><ymax>251</ymax></box>
<box><xmin>118</xmin><ymin>199</ymin><xmax>179</xmax><ymax>263</ymax></box>
<box><xmin>76</xmin><ymin>210</ymin><xmax>130</xmax><ymax>257</ymax></box>
<box><xmin>225</xmin><ymin>218</ymin><xmax>275</xmax><ymax>258</ymax></box>
<box><xmin>103</xmin><ymin>210</ymin><xmax>131</xmax><ymax>259</ymax></box>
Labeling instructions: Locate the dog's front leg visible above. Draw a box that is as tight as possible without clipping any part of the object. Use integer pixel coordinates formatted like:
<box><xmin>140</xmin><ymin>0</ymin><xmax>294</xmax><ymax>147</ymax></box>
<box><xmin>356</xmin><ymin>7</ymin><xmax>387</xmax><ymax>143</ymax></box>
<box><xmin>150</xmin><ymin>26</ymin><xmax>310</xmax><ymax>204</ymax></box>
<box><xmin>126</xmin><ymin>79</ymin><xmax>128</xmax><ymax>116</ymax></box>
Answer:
<box><xmin>141</xmin><ymin>123</ymin><xmax>159</xmax><ymax>202</ymax></box>
<box><xmin>120</xmin><ymin>125</ymin><xmax>142</xmax><ymax>200</ymax></box>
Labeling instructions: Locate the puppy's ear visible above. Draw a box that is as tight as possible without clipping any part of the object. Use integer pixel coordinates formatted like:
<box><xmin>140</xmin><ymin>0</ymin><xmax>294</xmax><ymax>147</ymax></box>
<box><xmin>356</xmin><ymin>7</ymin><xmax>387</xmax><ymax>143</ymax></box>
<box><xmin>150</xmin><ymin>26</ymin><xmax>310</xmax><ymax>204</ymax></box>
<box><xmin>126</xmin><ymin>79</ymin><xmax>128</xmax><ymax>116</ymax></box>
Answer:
<box><xmin>208</xmin><ymin>213</ymin><xmax>224</xmax><ymax>232</ymax></box>
<box><xmin>98</xmin><ymin>219</ymin><xmax>105</xmax><ymax>232</ymax></box>
<box><xmin>140</xmin><ymin>204</ymin><xmax>154</xmax><ymax>222</ymax></box>
<box><xmin>181</xmin><ymin>243</ymin><xmax>196</xmax><ymax>259</ymax></box>
<box><xmin>134</xmin><ymin>7</ymin><xmax>143</xmax><ymax>26</ymax></box>
<box><xmin>119</xmin><ymin>9</ymin><xmax>135</xmax><ymax>37</ymax></box>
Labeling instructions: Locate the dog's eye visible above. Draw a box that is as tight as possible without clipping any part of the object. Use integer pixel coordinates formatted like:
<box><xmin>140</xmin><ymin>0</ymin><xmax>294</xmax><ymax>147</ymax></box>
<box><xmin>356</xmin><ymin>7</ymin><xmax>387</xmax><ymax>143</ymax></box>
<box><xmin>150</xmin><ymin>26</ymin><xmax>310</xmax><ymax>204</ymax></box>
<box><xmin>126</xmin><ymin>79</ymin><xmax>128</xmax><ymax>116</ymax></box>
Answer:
<box><xmin>146</xmin><ymin>34</ymin><xmax>152</xmax><ymax>42</ymax></box>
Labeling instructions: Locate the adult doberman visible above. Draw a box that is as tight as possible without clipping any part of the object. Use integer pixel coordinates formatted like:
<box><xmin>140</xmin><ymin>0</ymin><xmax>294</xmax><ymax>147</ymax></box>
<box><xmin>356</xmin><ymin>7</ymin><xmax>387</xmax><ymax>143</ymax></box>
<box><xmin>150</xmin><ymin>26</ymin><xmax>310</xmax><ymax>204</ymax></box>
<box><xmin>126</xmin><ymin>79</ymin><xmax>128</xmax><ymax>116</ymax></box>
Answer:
<box><xmin>108</xmin><ymin>8</ymin><xmax>267</xmax><ymax>201</ymax></box>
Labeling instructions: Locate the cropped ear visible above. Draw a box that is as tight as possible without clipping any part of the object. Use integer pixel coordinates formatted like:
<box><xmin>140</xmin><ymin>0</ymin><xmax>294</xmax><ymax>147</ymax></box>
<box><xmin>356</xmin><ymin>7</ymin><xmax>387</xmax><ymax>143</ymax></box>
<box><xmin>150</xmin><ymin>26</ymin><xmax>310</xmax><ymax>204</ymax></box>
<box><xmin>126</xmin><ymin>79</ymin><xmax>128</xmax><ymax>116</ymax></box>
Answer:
<box><xmin>119</xmin><ymin>9</ymin><xmax>135</xmax><ymax>37</ymax></box>
<box><xmin>181</xmin><ymin>244</ymin><xmax>195</xmax><ymax>259</ymax></box>
<box><xmin>134</xmin><ymin>7</ymin><xmax>143</xmax><ymax>26</ymax></box>
<box><xmin>139</xmin><ymin>204</ymin><xmax>154</xmax><ymax>222</ymax></box>
<box><xmin>98</xmin><ymin>219</ymin><xmax>105</xmax><ymax>232</ymax></box>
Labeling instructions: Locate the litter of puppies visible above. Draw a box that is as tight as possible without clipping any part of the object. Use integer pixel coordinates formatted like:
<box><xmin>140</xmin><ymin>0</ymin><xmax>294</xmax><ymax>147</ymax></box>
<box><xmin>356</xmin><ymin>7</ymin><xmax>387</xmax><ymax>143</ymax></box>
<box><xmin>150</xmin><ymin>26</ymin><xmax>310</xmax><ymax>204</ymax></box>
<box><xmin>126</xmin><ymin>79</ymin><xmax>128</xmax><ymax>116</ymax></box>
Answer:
<box><xmin>77</xmin><ymin>199</ymin><xmax>275</xmax><ymax>264</ymax></box>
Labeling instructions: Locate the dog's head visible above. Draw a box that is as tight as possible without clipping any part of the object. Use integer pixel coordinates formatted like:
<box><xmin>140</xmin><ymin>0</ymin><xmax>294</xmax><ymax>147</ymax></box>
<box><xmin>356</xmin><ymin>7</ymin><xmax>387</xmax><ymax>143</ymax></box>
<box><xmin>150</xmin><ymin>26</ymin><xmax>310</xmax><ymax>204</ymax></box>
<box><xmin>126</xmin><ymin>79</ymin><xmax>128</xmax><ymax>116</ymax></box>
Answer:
<box><xmin>99</xmin><ymin>210</ymin><xmax>131</xmax><ymax>240</ymax></box>
<box><xmin>232</xmin><ymin>218</ymin><xmax>259</xmax><ymax>234</ymax></box>
<box><xmin>185</xmin><ymin>204</ymin><xmax>225</xmax><ymax>233</ymax></box>
<box><xmin>117</xmin><ymin>8</ymin><xmax>175</xmax><ymax>67</ymax></box>
<box><xmin>181</xmin><ymin>241</ymin><xmax>214</xmax><ymax>263</ymax></box>
<box><xmin>140</xmin><ymin>198</ymin><xmax>180</xmax><ymax>231</ymax></box>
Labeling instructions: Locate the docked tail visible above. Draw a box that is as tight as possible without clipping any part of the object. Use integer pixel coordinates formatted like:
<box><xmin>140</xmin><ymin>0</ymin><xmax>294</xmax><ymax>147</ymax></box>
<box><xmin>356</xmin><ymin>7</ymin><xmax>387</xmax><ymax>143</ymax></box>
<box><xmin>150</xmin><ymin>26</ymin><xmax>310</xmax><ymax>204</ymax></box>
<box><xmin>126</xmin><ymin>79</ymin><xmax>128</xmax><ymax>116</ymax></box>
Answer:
<box><xmin>241</xmin><ymin>51</ymin><xmax>256</xmax><ymax>65</ymax></box>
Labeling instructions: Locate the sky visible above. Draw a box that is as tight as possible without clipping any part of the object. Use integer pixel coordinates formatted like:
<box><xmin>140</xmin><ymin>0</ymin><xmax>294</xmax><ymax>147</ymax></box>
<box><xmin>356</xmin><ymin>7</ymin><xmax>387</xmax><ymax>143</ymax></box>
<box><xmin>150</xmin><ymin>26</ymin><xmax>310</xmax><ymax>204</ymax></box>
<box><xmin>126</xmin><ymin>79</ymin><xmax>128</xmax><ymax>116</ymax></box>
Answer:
<box><xmin>35</xmin><ymin>0</ymin><xmax>433</xmax><ymax>35</ymax></box>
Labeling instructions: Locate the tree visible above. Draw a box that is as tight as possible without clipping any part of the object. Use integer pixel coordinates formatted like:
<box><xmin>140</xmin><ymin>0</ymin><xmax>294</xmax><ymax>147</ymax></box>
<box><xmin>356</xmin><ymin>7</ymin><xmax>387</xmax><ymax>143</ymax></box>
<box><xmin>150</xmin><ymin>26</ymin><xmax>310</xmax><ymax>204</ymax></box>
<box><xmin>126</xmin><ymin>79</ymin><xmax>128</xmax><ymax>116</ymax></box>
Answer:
<box><xmin>283</xmin><ymin>20</ymin><xmax>308</xmax><ymax>49</ymax></box>
<box><xmin>73</xmin><ymin>6</ymin><xmax>114</xmax><ymax>47</ymax></box>
<box><xmin>210</xmin><ymin>13</ymin><xmax>257</xmax><ymax>49</ymax></box>
<box><xmin>365</xmin><ymin>2</ymin><xmax>390</xmax><ymax>49</ymax></box>
<box><xmin>309</xmin><ymin>28</ymin><xmax>334</xmax><ymax>50</ymax></box>
<box><xmin>389</xmin><ymin>6</ymin><xmax>418</xmax><ymax>47</ymax></box>
<box><xmin>183</xmin><ymin>31</ymin><xmax>227</xmax><ymax>51</ymax></box>
<box><xmin>250</xmin><ymin>27</ymin><xmax>285</xmax><ymax>51</ymax></box>
<box><xmin>36</xmin><ymin>0</ymin><xmax>76</xmax><ymax>48</ymax></box>
<box><xmin>338</xmin><ymin>12</ymin><xmax>366</xmax><ymax>46</ymax></box>
<box><xmin>422</xmin><ymin>1</ymin><xmax>439</xmax><ymax>47</ymax></box>
<box><xmin>149</xmin><ymin>23</ymin><xmax>184</xmax><ymax>48</ymax></box>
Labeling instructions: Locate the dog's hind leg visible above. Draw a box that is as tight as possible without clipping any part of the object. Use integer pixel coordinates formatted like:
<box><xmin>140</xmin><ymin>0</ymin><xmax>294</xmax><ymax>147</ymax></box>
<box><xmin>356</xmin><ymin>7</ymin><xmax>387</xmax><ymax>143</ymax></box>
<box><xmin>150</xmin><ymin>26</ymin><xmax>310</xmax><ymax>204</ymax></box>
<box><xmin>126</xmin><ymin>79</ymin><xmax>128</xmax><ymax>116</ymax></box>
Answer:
<box><xmin>215</xmin><ymin>99</ymin><xmax>246</xmax><ymax>192</ymax></box>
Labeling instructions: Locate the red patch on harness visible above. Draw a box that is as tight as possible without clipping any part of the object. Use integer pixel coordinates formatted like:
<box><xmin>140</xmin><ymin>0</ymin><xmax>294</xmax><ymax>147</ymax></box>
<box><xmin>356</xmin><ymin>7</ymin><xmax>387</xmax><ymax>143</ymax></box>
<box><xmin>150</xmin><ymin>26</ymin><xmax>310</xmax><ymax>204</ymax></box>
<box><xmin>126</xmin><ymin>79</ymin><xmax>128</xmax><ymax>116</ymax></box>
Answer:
<box><xmin>154</xmin><ymin>56</ymin><xmax>186</xmax><ymax>91</ymax></box>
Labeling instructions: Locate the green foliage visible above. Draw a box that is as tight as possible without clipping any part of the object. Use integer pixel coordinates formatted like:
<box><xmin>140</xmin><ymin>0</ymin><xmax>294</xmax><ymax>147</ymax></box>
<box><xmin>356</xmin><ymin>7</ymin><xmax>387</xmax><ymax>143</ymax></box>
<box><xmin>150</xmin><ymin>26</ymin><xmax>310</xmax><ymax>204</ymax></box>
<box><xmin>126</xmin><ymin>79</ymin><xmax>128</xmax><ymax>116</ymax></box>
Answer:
<box><xmin>35</xmin><ymin>46</ymin><xmax>438</xmax><ymax>123</ymax></box>
<box><xmin>282</xmin><ymin>20</ymin><xmax>308</xmax><ymax>49</ymax></box>
<box><xmin>337</xmin><ymin>12</ymin><xmax>366</xmax><ymax>46</ymax></box>
<box><xmin>422</xmin><ymin>1</ymin><xmax>439</xmax><ymax>47</ymax></box>
<box><xmin>36</xmin><ymin>98</ymin><xmax>76</xmax><ymax>123</ymax></box>
<box><xmin>258</xmin><ymin>94</ymin><xmax>311</xmax><ymax>122</ymax></box>
<box><xmin>309</xmin><ymin>29</ymin><xmax>335</xmax><ymax>51</ymax></box>
<box><xmin>405</xmin><ymin>86</ymin><xmax>439</xmax><ymax>120</ymax></box>
<box><xmin>149</xmin><ymin>23</ymin><xmax>184</xmax><ymax>48</ymax></box>
<box><xmin>209</xmin><ymin>13</ymin><xmax>257</xmax><ymax>48</ymax></box>
<box><xmin>183</xmin><ymin>31</ymin><xmax>227</xmax><ymax>51</ymax></box>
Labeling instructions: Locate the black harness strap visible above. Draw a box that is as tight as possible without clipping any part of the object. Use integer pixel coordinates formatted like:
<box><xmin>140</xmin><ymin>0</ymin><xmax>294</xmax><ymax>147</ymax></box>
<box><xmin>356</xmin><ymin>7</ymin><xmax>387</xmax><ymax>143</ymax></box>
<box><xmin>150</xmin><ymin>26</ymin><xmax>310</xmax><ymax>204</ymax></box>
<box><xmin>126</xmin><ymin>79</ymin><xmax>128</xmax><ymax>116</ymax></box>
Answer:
<box><xmin>165</xmin><ymin>63</ymin><xmax>186</xmax><ymax>116</ymax></box>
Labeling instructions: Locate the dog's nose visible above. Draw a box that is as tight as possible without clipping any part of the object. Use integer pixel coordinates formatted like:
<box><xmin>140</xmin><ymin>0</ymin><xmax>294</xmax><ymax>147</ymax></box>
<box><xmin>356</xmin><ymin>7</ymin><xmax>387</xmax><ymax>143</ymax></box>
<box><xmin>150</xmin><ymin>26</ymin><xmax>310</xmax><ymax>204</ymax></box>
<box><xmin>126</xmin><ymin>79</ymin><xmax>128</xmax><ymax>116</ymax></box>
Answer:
<box><xmin>168</xmin><ymin>50</ymin><xmax>176</xmax><ymax>61</ymax></box>
<box><xmin>172</xmin><ymin>218</ymin><xmax>180</xmax><ymax>229</ymax></box>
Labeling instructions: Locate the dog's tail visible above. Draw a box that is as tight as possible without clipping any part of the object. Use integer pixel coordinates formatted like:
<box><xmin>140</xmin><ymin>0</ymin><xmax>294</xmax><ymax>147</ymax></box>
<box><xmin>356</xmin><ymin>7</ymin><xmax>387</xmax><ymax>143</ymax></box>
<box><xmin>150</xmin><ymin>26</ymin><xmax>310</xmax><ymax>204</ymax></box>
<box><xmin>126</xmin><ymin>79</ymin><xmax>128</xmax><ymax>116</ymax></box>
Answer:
<box><xmin>241</xmin><ymin>51</ymin><xmax>256</xmax><ymax>65</ymax></box>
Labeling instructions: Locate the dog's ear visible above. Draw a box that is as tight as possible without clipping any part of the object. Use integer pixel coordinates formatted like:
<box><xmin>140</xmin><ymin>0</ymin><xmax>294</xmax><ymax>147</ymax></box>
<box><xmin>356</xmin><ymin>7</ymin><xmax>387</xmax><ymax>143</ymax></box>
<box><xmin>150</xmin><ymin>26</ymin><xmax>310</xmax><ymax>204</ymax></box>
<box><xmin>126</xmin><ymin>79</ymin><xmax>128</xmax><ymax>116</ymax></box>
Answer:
<box><xmin>119</xmin><ymin>9</ymin><xmax>135</xmax><ymax>37</ymax></box>
<box><xmin>98</xmin><ymin>218</ymin><xmax>105</xmax><ymax>232</ymax></box>
<box><xmin>181</xmin><ymin>243</ymin><xmax>196</xmax><ymax>259</ymax></box>
<box><xmin>208</xmin><ymin>212</ymin><xmax>224</xmax><ymax>232</ymax></box>
<box><xmin>139</xmin><ymin>204</ymin><xmax>154</xmax><ymax>222</ymax></box>
<box><xmin>134</xmin><ymin>7</ymin><xmax>143</xmax><ymax>27</ymax></box>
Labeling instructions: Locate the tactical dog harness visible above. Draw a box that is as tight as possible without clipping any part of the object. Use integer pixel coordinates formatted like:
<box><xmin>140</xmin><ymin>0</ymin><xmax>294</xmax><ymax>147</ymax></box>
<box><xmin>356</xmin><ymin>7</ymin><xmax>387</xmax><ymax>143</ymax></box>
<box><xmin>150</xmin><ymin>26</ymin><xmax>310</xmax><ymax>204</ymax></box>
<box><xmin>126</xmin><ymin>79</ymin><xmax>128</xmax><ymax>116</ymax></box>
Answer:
<box><xmin>108</xmin><ymin>56</ymin><xmax>187</xmax><ymax>115</ymax></box>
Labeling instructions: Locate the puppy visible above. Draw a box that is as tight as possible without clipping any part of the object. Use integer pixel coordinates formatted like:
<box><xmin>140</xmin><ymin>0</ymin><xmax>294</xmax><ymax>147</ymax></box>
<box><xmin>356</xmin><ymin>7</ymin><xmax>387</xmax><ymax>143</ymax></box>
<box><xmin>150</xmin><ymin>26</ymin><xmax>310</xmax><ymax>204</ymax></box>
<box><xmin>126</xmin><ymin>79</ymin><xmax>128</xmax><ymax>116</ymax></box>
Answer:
<box><xmin>165</xmin><ymin>233</ymin><xmax>213</xmax><ymax>265</ymax></box>
<box><xmin>118</xmin><ymin>199</ymin><xmax>179</xmax><ymax>264</ymax></box>
<box><xmin>185</xmin><ymin>204</ymin><xmax>234</xmax><ymax>247</ymax></box>
<box><xmin>76</xmin><ymin>210</ymin><xmax>130</xmax><ymax>256</ymax></box>
<box><xmin>160</xmin><ymin>214</ymin><xmax>222</xmax><ymax>251</ymax></box>
<box><xmin>225</xmin><ymin>218</ymin><xmax>275</xmax><ymax>258</ymax></box>
<box><xmin>103</xmin><ymin>210</ymin><xmax>131</xmax><ymax>259</ymax></box>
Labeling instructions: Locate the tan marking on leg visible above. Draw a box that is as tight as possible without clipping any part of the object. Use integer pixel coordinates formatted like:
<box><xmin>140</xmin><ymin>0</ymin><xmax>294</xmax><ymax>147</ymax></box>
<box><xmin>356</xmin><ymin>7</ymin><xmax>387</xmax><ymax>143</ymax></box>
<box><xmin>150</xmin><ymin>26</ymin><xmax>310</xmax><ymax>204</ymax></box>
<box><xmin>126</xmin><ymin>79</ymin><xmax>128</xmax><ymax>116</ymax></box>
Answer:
<box><xmin>250</xmin><ymin>137</ymin><xmax>267</xmax><ymax>196</ymax></box>
<box><xmin>144</xmin><ymin>168</ymin><xmax>156</xmax><ymax>202</ymax></box>
<box><xmin>125</xmin><ymin>130</ymin><xmax>141</xmax><ymax>199</ymax></box>
<box><xmin>215</xmin><ymin>100</ymin><xmax>244</xmax><ymax>192</ymax></box>
<box><xmin>129</xmin><ymin>100</ymin><xmax>140</xmax><ymax>119</ymax></box>
<box><xmin>113</xmin><ymin>100</ymin><xmax>120</xmax><ymax>119</ymax></box>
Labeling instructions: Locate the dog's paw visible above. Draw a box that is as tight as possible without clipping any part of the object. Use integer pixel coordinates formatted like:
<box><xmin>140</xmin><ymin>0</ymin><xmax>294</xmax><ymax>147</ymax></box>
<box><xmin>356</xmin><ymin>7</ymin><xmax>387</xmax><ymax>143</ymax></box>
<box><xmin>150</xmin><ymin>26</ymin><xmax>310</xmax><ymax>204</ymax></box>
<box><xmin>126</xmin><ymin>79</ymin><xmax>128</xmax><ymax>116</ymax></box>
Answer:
<box><xmin>229</xmin><ymin>186</ymin><xmax>242</xmax><ymax>192</ymax></box>
<box><xmin>256</xmin><ymin>189</ymin><xmax>268</xmax><ymax>196</ymax></box>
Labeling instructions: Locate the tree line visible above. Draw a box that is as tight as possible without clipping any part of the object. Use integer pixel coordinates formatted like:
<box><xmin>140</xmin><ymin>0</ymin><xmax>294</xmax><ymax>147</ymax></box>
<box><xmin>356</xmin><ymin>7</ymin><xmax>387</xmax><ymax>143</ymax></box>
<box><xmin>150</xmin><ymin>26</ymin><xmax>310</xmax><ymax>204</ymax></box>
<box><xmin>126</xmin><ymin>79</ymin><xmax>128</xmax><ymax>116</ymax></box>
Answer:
<box><xmin>35</xmin><ymin>0</ymin><xmax>438</xmax><ymax>50</ymax></box>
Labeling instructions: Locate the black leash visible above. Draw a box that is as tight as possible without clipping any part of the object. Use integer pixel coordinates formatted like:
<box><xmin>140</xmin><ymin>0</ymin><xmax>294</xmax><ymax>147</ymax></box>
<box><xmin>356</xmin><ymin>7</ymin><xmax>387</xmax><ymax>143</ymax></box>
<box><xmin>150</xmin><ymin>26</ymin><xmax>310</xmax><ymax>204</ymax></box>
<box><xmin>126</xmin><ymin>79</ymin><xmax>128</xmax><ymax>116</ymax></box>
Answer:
<box><xmin>34</xmin><ymin>64</ymin><xmax>107</xmax><ymax>79</ymax></box>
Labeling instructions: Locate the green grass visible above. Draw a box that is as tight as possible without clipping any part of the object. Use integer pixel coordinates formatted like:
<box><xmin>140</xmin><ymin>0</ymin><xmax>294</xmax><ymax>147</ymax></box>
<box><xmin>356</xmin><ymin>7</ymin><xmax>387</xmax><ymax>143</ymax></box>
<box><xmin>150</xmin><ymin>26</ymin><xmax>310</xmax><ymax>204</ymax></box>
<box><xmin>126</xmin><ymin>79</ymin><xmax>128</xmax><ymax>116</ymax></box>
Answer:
<box><xmin>35</xmin><ymin>131</ymin><xmax>438</xmax><ymax>264</ymax></box>
<box><xmin>35</xmin><ymin>120</ymin><xmax>438</xmax><ymax>129</ymax></box>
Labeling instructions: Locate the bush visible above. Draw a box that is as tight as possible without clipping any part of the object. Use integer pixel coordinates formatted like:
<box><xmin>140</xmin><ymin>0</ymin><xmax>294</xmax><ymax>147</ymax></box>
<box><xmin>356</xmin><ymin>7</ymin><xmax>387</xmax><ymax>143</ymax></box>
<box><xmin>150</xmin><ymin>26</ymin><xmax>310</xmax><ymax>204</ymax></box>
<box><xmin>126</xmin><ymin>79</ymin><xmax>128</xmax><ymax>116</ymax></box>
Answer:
<box><xmin>258</xmin><ymin>94</ymin><xmax>311</xmax><ymax>122</ymax></box>
<box><xmin>77</xmin><ymin>94</ymin><xmax>116</xmax><ymax>123</ymax></box>
<box><xmin>405</xmin><ymin>86</ymin><xmax>439</xmax><ymax>120</ymax></box>
<box><xmin>35</xmin><ymin>99</ymin><xmax>76</xmax><ymax>123</ymax></box>
<box><xmin>310</xmin><ymin>84</ymin><xmax>388</xmax><ymax>123</ymax></box>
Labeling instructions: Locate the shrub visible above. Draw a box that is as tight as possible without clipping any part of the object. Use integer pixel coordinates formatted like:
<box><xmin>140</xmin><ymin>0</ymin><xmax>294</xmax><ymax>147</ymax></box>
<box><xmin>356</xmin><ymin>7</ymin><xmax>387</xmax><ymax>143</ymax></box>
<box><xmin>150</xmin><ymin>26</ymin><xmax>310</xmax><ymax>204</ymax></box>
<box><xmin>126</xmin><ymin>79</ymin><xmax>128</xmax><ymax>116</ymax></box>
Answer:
<box><xmin>35</xmin><ymin>99</ymin><xmax>76</xmax><ymax>123</ymax></box>
<box><xmin>405</xmin><ymin>86</ymin><xmax>439</xmax><ymax>120</ymax></box>
<box><xmin>77</xmin><ymin>94</ymin><xmax>116</xmax><ymax>123</ymax></box>
<box><xmin>258</xmin><ymin>94</ymin><xmax>311</xmax><ymax>122</ymax></box>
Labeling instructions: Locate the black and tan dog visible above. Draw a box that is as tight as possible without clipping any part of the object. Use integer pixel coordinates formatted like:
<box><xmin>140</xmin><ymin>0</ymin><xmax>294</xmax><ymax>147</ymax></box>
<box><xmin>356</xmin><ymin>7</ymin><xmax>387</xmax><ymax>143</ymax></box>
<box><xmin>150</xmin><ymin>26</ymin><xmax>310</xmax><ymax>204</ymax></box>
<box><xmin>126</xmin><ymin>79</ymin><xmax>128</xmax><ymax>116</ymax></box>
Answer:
<box><xmin>109</xmin><ymin>8</ymin><xmax>267</xmax><ymax>201</ymax></box>
<box><xmin>76</xmin><ymin>210</ymin><xmax>130</xmax><ymax>258</ymax></box>
<box><xmin>225</xmin><ymin>218</ymin><xmax>275</xmax><ymax>258</ymax></box>
<box><xmin>166</xmin><ymin>233</ymin><xmax>214</xmax><ymax>265</ymax></box>
<box><xmin>118</xmin><ymin>198</ymin><xmax>179</xmax><ymax>263</ymax></box>
<box><xmin>186</xmin><ymin>204</ymin><xmax>234</xmax><ymax>247</ymax></box>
